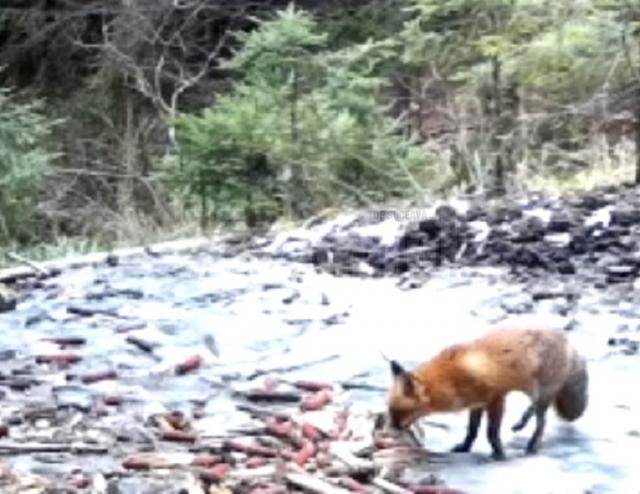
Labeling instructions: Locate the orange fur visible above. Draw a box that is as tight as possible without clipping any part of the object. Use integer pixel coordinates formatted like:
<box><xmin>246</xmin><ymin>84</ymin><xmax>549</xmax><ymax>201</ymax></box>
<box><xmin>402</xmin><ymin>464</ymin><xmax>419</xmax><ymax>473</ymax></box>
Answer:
<box><xmin>386</xmin><ymin>326</ymin><xmax>589</xmax><ymax>460</ymax></box>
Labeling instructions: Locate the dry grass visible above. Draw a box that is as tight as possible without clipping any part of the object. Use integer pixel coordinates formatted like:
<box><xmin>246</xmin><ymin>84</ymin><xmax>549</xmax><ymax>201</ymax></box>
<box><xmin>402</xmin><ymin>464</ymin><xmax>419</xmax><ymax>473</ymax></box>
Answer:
<box><xmin>518</xmin><ymin>137</ymin><xmax>635</xmax><ymax>195</ymax></box>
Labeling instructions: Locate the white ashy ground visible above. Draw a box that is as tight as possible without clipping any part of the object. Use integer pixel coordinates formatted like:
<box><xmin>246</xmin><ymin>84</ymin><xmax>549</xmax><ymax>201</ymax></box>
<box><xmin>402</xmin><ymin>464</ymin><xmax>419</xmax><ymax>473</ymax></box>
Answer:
<box><xmin>9</xmin><ymin>245</ymin><xmax>639</xmax><ymax>493</ymax></box>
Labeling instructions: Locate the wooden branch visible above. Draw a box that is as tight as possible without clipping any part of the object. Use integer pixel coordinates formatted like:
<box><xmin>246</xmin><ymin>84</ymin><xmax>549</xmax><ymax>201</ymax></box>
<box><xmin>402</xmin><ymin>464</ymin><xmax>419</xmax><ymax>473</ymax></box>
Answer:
<box><xmin>0</xmin><ymin>442</ymin><xmax>109</xmax><ymax>454</ymax></box>
<box><xmin>285</xmin><ymin>472</ymin><xmax>351</xmax><ymax>494</ymax></box>
<box><xmin>246</xmin><ymin>354</ymin><xmax>340</xmax><ymax>380</ymax></box>
<box><xmin>372</xmin><ymin>477</ymin><xmax>413</xmax><ymax>494</ymax></box>
<box><xmin>5</xmin><ymin>252</ymin><xmax>50</xmax><ymax>276</ymax></box>
<box><xmin>0</xmin><ymin>236</ymin><xmax>213</xmax><ymax>283</ymax></box>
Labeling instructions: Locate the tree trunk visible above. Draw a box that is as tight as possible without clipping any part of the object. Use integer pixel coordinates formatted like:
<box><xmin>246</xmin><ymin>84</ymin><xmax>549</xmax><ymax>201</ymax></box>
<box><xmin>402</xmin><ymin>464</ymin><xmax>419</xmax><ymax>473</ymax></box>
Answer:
<box><xmin>118</xmin><ymin>77</ymin><xmax>137</xmax><ymax>216</ymax></box>
<box><xmin>635</xmin><ymin>86</ymin><xmax>640</xmax><ymax>184</ymax></box>
<box><xmin>491</xmin><ymin>55</ymin><xmax>505</xmax><ymax>196</ymax></box>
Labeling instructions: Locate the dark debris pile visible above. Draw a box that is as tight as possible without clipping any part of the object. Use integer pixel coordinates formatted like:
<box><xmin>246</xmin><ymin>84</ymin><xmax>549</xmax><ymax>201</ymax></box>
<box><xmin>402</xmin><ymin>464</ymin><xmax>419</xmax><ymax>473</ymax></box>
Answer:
<box><xmin>261</xmin><ymin>184</ymin><xmax>640</xmax><ymax>286</ymax></box>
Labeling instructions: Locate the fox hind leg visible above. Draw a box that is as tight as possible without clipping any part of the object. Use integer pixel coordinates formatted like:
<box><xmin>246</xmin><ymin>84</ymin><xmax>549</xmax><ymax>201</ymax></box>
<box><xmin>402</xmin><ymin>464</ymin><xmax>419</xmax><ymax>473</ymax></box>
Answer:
<box><xmin>512</xmin><ymin>404</ymin><xmax>535</xmax><ymax>432</ymax></box>
<box><xmin>525</xmin><ymin>401</ymin><xmax>551</xmax><ymax>455</ymax></box>
<box><xmin>451</xmin><ymin>408</ymin><xmax>482</xmax><ymax>453</ymax></box>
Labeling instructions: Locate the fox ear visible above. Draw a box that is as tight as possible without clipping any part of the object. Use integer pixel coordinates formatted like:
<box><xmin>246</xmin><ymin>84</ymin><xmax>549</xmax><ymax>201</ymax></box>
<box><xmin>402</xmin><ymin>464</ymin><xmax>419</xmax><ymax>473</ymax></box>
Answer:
<box><xmin>389</xmin><ymin>359</ymin><xmax>406</xmax><ymax>378</ymax></box>
<box><xmin>389</xmin><ymin>360</ymin><xmax>418</xmax><ymax>397</ymax></box>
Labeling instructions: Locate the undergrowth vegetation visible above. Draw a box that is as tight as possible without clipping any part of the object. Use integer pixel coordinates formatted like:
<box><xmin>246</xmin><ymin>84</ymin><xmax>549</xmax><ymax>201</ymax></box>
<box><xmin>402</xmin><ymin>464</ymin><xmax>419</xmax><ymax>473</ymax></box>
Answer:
<box><xmin>1</xmin><ymin>0</ymin><xmax>640</xmax><ymax>263</ymax></box>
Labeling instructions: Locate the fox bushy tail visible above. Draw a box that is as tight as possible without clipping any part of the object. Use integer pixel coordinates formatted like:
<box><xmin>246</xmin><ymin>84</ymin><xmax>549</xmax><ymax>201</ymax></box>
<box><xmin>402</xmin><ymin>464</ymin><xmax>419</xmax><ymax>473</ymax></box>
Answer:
<box><xmin>554</xmin><ymin>351</ymin><xmax>589</xmax><ymax>421</ymax></box>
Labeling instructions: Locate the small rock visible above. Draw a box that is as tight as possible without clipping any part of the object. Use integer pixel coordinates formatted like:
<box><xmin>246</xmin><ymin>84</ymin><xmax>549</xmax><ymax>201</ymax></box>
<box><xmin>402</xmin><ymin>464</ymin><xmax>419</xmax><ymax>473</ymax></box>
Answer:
<box><xmin>544</xmin><ymin>233</ymin><xmax>571</xmax><ymax>248</ymax></box>
<box><xmin>606</xmin><ymin>265</ymin><xmax>636</xmax><ymax>276</ymax></box>
<box><xmin>610</xmin><ymin>208</ymin><xmax>640</xmax><ymax>226</ymax></box>
<box><xmin>606</xmin><ymin>265</ymin><xmax>637</xmax><ymax>283</ymax></box>
<box><xmin>507</xmin><ymin>246</ymin><xmax>546</xmax><ymax>269</ymax></box>
<box><xmin>584</xmin><ymin>205</ymin><xmax>613</xmax><ymax>228</ymax></box>
<box><xmin>311</xmin><ymin>247</ymin><xmax>333</xmax><ymax>266</ymax></box>
<box><xmin>547</xmin><ymin>212</ymin><xmax>575</xmax><ymax>232</ymax></box>
<box><xmin>556</xmin><ymin>261</ymin><xmax>576</xmax><ymax>275</ymax></box>
<box><xmin>490</xmin><ymin>205</ymin><xmax>523</xmax><ymax>224</ymax></box>
<box><xmin>418</xmin><ymin>218</ymin><xmax>441</xmax><ymax>239</ymax></box>
<box><xmin>511</xmin><ymin>216</ymin><xmax>545</xmax><ymax>243</ymax></box>
<box><xmin>523</xmin><ymin>207</ymin><xmax>552</xmax><ymax>226</ymax></box>
<box><xmin>398</xmin><ymin>230</ymin><xmax>429</xmax><ymax>249</ymax></box>
<box><xmin>468</xmin><ymin>221</ymin><xmax>490</xmax><ymax>243</ymax></box>
<box><xmin>0</xmin><ymin>284</ymin><xmax>17</xmax><ymax>313</ymax></box>
<box><xmin>500</xmin><ymin>293</ymin><xmax>533</xmax><ymax>314</ymax></box>
<box><xmin>282</xmin><ymin>290</ymin><xmax>300</xmax><ymax>304</ymax></box>
<box><xmin>53</xmin><ymin>385</ymin><xmax>93</xmax><ymax>412</ymax></box>
<box><xmin>569</xmin><ymin>231</ymin><xmax>590</xmax><ymax>255</ymax></box>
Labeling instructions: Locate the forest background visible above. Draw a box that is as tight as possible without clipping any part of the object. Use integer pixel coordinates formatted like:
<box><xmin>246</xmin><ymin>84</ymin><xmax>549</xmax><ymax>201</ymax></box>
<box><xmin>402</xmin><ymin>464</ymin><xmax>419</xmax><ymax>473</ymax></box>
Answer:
<box><xmin>2</xmin><ymin>0</ymin><xmax>639</xmax><ymax>264</ymax></box>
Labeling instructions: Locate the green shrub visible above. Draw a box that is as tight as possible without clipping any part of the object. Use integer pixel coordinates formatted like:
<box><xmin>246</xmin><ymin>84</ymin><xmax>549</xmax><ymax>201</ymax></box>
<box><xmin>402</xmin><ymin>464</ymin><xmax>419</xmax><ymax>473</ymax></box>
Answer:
<box><xmin>160</xmin><ymin>5</ymin><xmax>431</xmax><ymax>227</ymax></box>
<box><xmin>0</xmin><ymin>87</ymin><xmax>61</xmax><ymax>244</ymax></box>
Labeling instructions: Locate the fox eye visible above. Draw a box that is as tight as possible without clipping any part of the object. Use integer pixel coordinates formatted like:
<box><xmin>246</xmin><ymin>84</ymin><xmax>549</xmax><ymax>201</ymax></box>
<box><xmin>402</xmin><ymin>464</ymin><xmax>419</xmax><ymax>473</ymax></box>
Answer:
<box><xmin>402</xmin><ymin>376</ymin><xmax>416</xmax><ymax>397</ymax></box>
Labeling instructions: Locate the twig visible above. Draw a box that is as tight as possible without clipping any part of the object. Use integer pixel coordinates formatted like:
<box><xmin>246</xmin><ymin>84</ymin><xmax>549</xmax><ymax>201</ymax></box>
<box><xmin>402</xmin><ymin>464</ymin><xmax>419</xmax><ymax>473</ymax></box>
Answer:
<box><xmin>246</xmin><ymin>354</ymin><xmax>340</xmax><ymax>380</ymax></box>
<box><xmin>339</xmin><ymin>381</ymin><xmax>387</xmax><ymax>392</ymax></box>
<box><xmin>0</xmin><ymin>442</ymin><xmax>109</xmax><ymax>454</ymax></box>
<box><xmin>329</xmin><ymin>443</ymin><xmax>377</xmax><ymax>477</ymax></box>
<box><xmin>372</xmin><ymin>477</ymin><xmax>413</xmax><ymax>494</ymax></box>
<box><xmin>67</xmin><ymin>305</ymin><xmax>128</xmax><ymax>319</ymax></box>
<box><xmin>0</xmin><ymin>236</ymin><xmax>213</xmax><ymax>283</ymax></box>
<box><xmin>235</xmin><ymin>403</ymin><xmax>290</xmax><ymax>421</ymax></box>
<box><xmin>6</xmin><ymin>252</ymin><xmax>50</xmax><ymax>276</ymax></box>
<box><xmin>285</xmin><ymin>472</ymin><xmax>351</xmax><ymax>494</ymax></box>
<box><xmin>234</xmin><ymin>389</ymin><xmax>302</xmax><ymax>403</ymax></box>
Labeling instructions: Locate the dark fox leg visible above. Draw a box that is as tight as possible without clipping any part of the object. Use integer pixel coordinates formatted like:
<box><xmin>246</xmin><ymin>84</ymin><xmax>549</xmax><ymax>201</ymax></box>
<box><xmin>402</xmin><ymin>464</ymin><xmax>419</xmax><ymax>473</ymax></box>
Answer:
<box><xmin>512</xmin><ymin>404</ymin><xmax>535</xmax><ymax>432</ymax></box>
<box><xmin>487</xmin><ymin>396</ymin><xmax>506</xmax><ymax>460</ymax></box>
<box><xmin>526</xmin><ymin>401</ymin><xmax>551</xmax><ymax>455</ymax></box>
<box><xmin>451</xmin><ymin>408</ymin><xmax>482</xmax><ymax>453</ymax></box>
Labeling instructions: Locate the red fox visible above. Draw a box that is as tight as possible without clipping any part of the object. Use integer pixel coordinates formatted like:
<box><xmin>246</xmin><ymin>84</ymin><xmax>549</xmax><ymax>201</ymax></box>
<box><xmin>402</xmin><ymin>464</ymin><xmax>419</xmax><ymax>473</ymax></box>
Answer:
<box><xmin>386</xmin><ymin>326</ymin><xmax>588</xmax><ymax>460</ymax></box>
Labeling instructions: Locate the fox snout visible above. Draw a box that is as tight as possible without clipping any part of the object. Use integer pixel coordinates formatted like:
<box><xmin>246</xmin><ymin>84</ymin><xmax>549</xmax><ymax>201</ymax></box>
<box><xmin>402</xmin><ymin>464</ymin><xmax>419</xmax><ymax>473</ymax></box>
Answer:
<box><xmin>388</xmin><ymin>409</ymin><xmax>407</xmax><ymax>430</ymax></box>
<box><xmin>388</xmin><ymin>406</ymin><xmax>422</xmax><ymax>430</ymax></box>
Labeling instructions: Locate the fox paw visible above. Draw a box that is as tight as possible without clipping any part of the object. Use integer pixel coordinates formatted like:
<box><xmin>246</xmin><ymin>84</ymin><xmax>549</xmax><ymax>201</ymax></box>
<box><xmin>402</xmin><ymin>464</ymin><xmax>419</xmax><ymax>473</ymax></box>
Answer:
<box><xmin>491</xmin><ymin>449</ymin><xmax>507</xmax><ymax>461</ymax></box>
<box><xmin>525</xmin><ymin>443</ymin><xmax>539</xmax><ymax>455</ymax></box>
<box><xmin>451</xmin><ymin>443</ymin><xmax>471</xmax><ymax>453</ymax></box>
<box><xmin>512</xmin><ymin>421</ymin><xmax>526</xmax><ymax>432</ymax></box>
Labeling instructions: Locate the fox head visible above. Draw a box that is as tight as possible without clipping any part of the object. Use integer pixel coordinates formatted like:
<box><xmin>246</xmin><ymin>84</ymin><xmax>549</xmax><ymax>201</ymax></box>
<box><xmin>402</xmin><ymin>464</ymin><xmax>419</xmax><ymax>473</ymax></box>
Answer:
<box><xmin>386</xmin><ymin>359</ymin><xmax>430</xmax><ymax>429</ymax></box>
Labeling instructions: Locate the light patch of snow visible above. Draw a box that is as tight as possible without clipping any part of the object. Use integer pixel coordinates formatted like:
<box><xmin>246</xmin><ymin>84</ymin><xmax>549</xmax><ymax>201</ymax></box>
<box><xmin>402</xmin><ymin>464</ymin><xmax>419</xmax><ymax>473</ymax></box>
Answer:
<box><xmin>523</xmin><ymin>207</ymin><xmax>552</xmax><ymax>226</ymax></box>
<box><xmin>584</xmin><ymin>205</ymin><xmax>613</xmax><ymax>229</ymax></box>
<box><xmin>468</xmin><ymin>220</ymin><xmax>490</xmax><ymax>242</ymax></box>
<box><xmin>544</xmin><ymin>232</ymin><xmax>571</xmax><ymax>248</ymax></box>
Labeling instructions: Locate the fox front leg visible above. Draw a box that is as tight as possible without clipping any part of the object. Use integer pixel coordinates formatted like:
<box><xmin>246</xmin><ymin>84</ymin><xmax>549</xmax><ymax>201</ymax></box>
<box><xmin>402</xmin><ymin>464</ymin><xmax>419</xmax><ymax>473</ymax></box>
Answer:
<box><xmin>486</xmin><ymin>397</ymin><xmax>506</xmax><ymax>461</ymax></box>
<box><xmin>451</xmin><ymin>408</ymin><xmax>483</xmax><ymax>453</ymax></box>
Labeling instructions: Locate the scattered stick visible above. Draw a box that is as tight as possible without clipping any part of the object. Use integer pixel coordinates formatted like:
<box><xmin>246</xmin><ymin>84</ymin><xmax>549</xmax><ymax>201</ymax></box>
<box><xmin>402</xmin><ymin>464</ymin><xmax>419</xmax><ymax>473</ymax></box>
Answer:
<box><xmin>81</xmin><ymin>370</ymin><xmax>118</xmax><ymax>384</ymax></box>
<box><xmin>246</xmin><ymin>355</ymin><xmax>339</xmax><ymax>380</ymax></box>
<box><xmin>329</xmin><ymin>443</ymin><xmax>377</xmax><ymax>478</ymax></box>
<box><xmin>223</xmin><ymin>440</ymin><xmax>278</xmax><ymax>458</ymax></box>
<box><xmin>229</xmin><ymin>464</ymin><xmax>279</xmax><ymax>480</ymax></box>
<box><xmin>301</xmin><ymin>389</ymin><xmax>332</xmax><ymax>411</ymax></box>
<box><xmin>125</xmin><ymin>335</ymin><xmax>156</xmax><ymax>354</ymax></box>
<box><xmin>339</xmin><ymin>381</ymin><xmax>386</xmax><ymax>392</ymax></box>
<box><xmin>291</xmin><ymin>380</ymin><xmax>333</xmax><ymax>392</ymax></box>
<box><xmin>161</xmin><ymin>430</ymin><xmax>198</xmax><ymax>443</ymax></box>
<box><xmin>0</xmin><ymin>236</ymin><xmax>213</xmax><ymax>283</ymax></box>
<box><xmin>41</xmin><ymin>337</ymin><xmax>86</xmax><ymax>346</ymax></box>
<box><xmin>115</xmin><ymin>321</ymin><xmax>147</xmax><ymax>333</ymax></box>
<box><xmin>372</xmin><ymin>477</ymin><xmax>413</xmax><ymax>494</ymax></box>
<box><xmin>67</xmin><ymin>305</ymin><xmax>127</xmax><ymax>319</ymax></box>
<box><xmin>0</xmin><ymin>442</ymin><xmax>108</xmax><ymax>454</ymax></box>
<box><xmin>6</xmin><ymin>252</ymin><xmax>50</xmax><ymax>277</ymax></box>
<box><xmin>285</xmin><ymin>472</ymin><xmax>352</xmax><ymax>494</ymax></box>
<box><xmin>236</xmin><ymin>404</ymin><xmax>290</xmax><ymax>421</ymax></box>
<box><xmin>175</xmin><ymin>355</ymin><xmax>203</xmax><ymax>375</ymax></box>
<box><xmin>235</xmin><ymin>390</ymin><xmax>302</xmax><ymax>404</ymax></box>
<box><xmin>35</xmin><ymin>354</ymin><xmax>82</xmax><ymax>365</ymax></box>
